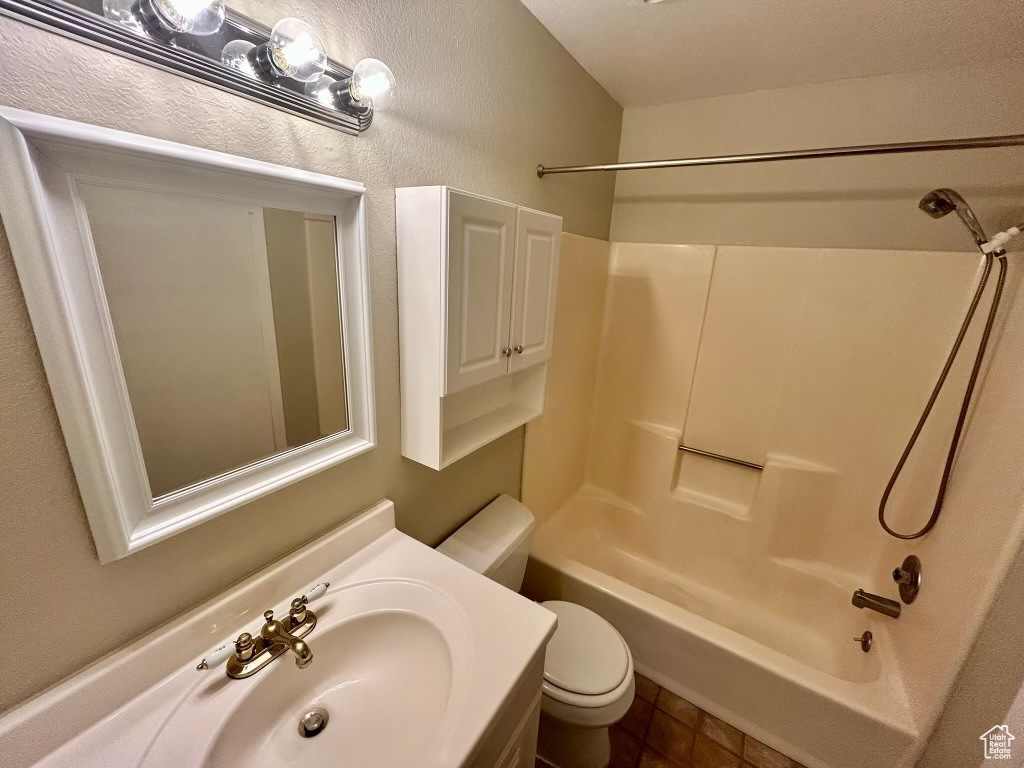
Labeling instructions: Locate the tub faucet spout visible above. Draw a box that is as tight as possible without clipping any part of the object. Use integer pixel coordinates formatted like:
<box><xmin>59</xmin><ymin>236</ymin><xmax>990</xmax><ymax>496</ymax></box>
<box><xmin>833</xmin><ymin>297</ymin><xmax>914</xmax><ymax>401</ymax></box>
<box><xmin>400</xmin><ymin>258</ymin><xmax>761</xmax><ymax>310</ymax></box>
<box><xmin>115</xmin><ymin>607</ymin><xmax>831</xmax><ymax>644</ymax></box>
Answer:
<box><xmin>852</xmin><ymin>589</ymin><xmax>901</xmax><ymax>618</ymax></box>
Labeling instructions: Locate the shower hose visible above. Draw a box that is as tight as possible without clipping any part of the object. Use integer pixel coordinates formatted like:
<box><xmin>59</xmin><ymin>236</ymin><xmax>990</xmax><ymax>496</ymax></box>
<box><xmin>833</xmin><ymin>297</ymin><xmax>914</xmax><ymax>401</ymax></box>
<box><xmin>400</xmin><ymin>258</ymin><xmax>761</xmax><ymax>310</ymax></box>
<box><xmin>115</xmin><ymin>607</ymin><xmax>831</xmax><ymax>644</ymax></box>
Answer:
<box><xmin>878</xmin><ymin>249</ymin><xmax>1008</xmax><ymax>539</ymax></box>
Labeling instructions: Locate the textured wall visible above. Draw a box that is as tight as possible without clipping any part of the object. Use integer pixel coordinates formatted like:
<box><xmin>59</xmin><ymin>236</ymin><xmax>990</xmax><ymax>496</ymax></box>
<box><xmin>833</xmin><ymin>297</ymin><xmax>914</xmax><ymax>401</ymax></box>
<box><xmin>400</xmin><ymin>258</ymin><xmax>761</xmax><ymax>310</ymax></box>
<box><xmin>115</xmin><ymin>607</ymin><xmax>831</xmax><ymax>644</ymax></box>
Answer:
<box><xmin>0</xmin><ymin>0</ymin><xmax>621</xmax><ymax>713</ymax></box>
<box><xmin>611</xmin><ymin>57</ymin><xmax>1024</xmax><ymax>252</ymax></box>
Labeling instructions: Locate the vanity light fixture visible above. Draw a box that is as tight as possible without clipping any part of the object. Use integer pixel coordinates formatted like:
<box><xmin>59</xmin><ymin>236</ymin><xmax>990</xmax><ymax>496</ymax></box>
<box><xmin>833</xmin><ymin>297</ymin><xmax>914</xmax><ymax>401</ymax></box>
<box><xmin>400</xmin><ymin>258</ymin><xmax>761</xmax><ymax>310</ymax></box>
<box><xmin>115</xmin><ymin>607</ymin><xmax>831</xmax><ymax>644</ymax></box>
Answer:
<box><xmin>249</xmin><ymin>17</ymin><xmax>327</xmax><ymax>84</ymax></box>
<box><xmin>305</xmin><ymin>58</ymin><xmax>397</xmax><ymax>115</ymax></box>
<box><xmin>103</xmin><ymin>0</ymin><xmax>225</xmax><ymax>38</ymax></box>
<box><xmin>5</xmin><ymin>0</ymin><xmax>395</xmax><ymax>133</ymax></box>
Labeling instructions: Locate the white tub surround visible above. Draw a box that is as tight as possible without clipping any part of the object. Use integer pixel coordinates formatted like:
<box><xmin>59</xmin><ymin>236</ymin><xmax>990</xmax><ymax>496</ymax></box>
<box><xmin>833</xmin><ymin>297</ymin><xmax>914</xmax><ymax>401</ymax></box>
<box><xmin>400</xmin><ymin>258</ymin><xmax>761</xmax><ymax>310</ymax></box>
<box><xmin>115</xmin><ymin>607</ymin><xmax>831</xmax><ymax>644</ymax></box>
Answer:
<box><xmin>524</xmin><ymin>240</ymin><xmax>1024</xmax><ymax>768</ymax></box>
<box><xmin>524</xmin><ymin>489</ymin><xmax>916</xmax><ymax>768</ymax></box>
<box><xmin>0</xmin><ymin>500</ymin><xmax>556</xmax><ymax>768</ymax></box>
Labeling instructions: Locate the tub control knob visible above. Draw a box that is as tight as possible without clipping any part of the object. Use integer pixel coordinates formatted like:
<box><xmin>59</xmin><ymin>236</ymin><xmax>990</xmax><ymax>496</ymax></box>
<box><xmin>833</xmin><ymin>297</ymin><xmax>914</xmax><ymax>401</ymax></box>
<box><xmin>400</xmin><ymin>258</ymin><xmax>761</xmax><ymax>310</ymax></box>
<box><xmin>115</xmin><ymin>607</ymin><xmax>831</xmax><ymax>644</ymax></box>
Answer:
<box><xmin>892</xmin><ymin>555</ymin><xmax>922</xmax><ymax>604</ymax></box>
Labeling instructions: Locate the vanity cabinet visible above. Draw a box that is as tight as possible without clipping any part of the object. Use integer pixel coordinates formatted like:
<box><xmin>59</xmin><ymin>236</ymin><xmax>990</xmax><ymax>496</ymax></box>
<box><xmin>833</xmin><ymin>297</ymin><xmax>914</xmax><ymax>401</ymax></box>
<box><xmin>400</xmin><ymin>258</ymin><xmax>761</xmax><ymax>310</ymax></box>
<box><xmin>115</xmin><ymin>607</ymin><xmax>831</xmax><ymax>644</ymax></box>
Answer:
<box><xmin>397</xmin><ymin>186</ymin><xmax>561</xmax><ymax>470</ymax></box>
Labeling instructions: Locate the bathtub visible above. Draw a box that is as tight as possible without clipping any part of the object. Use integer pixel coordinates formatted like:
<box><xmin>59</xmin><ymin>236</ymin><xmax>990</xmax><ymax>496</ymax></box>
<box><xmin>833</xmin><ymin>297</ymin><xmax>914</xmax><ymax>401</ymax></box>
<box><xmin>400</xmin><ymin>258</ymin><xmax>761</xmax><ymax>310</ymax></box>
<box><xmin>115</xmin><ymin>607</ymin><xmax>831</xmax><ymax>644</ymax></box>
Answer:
<box><xmin>522</xmin><ymin>489</ymin><xmax>919</xmax><ymax>768</ymax></box>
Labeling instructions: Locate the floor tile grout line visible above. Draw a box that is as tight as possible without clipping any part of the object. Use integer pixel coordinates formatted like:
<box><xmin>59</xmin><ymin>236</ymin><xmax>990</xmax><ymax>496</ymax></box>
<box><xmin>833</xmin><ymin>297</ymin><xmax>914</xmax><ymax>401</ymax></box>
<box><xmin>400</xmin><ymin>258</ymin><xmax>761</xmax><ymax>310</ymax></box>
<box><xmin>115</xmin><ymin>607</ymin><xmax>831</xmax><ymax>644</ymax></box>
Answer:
<box><xmin>690</xmin><ymin>710</ymin><xmax>704</xmax><ymax>764</ymax></box>
<box><xmin>637</xmin><ymin>686</ymin><xmax>656</xmax><ymax>766</ymax></box>
<box><xmin>645</xmin><ymin>741</ymin><xmax>684</xmax><ymax>768</ymax></box>
<box><xmin>552</xmin><ymin>673</ymin><xmax>805</xmax><ymax>768</ymax></box>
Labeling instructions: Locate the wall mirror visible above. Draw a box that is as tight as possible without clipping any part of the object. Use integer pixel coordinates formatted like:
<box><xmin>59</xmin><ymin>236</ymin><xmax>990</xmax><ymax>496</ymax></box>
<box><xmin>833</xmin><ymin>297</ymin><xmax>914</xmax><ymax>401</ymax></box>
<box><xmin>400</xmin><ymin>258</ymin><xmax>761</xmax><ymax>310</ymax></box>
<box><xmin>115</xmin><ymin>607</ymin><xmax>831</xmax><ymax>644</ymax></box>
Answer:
<box><xmin>0</xmin><ymin>107</ymin><xmax>375</xmax><ymax>562</ymax></box>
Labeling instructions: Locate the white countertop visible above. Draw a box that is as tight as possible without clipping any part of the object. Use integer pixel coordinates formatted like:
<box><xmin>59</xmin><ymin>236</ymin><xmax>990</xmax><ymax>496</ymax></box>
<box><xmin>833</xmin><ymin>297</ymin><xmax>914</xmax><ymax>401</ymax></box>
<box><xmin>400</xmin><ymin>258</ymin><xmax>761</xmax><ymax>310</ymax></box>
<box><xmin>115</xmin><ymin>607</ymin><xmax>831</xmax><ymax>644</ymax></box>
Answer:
<box><xmin>0</xmin><ymin>500</ymin><xmax>556</xmax><ymax>768</ymax></box>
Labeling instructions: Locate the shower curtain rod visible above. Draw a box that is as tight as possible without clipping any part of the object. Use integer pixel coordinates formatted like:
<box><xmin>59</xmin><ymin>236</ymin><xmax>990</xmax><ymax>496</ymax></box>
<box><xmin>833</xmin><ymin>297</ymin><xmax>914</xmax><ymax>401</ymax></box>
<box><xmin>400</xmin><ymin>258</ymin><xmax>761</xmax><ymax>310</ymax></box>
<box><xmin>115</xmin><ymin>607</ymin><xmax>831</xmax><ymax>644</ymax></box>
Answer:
<box><xmin>536</xmin><ymin>133</ymin><xmax>1024</xmax><ymax>177</ymax></box>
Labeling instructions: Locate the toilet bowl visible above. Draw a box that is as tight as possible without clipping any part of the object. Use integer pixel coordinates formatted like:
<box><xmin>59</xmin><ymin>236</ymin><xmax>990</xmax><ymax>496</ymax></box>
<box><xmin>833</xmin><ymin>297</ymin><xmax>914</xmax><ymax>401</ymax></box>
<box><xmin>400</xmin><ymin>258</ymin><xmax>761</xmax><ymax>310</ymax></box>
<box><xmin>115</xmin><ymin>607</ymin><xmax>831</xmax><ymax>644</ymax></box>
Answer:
<box><xmin>437</xmin><ymin>495</ymin><xmax>635</xmax><ymax>768</ymax></box>
<box><xmin>537</xmin><ymin>600</ymin><xmax>635</xmax><ymax>768</ymax></box>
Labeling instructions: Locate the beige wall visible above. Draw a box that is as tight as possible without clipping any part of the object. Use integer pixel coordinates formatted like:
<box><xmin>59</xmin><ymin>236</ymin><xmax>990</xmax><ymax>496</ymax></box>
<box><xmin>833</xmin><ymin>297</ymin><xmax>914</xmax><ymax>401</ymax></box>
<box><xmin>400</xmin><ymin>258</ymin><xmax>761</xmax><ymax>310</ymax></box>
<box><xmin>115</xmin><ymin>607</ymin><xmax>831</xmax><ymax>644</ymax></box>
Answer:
<box><xmin>611</xmin><ymin>58</ymin><xmax>1024</xmax><ymax>252</ymax></box>
<box><xmin>0</xmin><ymin>0</ymin><xmax>621</xmax><ymax>713</ymax></box>
<box><xmin>263</xmin><ymin>207</ymin><xmax>324</xmax><ymax>447</ymax></box>
<box><xmin>522</xmin><ymin>234</ymin><xmax>610</xmax><ymax>525</ymax></box>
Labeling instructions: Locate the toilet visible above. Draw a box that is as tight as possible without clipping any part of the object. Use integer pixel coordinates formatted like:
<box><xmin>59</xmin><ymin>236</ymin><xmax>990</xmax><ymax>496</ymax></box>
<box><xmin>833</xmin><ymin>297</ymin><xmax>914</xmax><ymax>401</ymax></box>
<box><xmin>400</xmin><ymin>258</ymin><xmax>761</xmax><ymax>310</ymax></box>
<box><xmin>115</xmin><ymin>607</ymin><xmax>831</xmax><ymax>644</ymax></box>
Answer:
<box><xmin>438</xmin><ymin>495</ymin><xmax>635</xmax><ymax>768</ymax></box>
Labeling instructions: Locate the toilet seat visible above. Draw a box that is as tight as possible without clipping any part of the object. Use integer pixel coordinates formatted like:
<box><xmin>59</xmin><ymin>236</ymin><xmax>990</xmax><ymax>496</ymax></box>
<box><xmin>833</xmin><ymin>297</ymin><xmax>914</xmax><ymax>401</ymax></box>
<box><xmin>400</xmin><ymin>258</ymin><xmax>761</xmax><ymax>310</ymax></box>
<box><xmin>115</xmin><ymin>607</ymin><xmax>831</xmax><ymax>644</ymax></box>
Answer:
<box><xmin>542</xmin><ymin>601</ymin><xmax>630</xmax><ymax>696</ymax></box>
<box><xmin>539</xmin><ymin>601</ymin><xmax>635</xmax><ymax>726</ymax></box>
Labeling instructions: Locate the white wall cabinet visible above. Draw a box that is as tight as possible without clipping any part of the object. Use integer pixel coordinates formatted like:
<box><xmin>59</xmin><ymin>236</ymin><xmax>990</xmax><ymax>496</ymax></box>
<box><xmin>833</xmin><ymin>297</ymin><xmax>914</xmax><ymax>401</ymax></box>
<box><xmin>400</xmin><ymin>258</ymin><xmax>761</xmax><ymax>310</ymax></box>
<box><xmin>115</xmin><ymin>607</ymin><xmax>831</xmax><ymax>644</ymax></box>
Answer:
<box><xmin>509</xmin><ymin>208</ymin><xmax>560</xmax><ymax>373</ymax></box>
<box><xmin>445</xmin><ymin>191</ymin><xmax>518</xmax><ymax>393</ymax></box>
<box><xmin>397</xmin><ymin>187</ymin><xmax>561</xmax><ymax>470</ymax></box>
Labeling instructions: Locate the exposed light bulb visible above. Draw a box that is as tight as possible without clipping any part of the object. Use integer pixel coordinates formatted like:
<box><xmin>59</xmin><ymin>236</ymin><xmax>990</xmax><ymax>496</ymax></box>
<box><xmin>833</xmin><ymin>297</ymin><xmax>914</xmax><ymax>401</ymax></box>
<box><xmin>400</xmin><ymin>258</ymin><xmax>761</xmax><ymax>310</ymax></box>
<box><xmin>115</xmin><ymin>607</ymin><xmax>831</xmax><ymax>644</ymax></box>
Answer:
<box><xmin>221</xmin><ymin>39</ymin><xmax>258</xmax><ymax>78</ymax></box>
<box><xmin>305</xmin><ymin>75</ymin><xmax>338</xmax><ymax>108</ymax></box>
<box><xmin>102</xmin><ymin>0</ymin><xmax>145</xmax><ymax>33</ymax></box>
<box><xmin>150</xmin><ymin>0</ymin><xmax>225</xmax><ymax>35</ymax></box>
<box><xmin>108</xmin><ymin>0</ymin><xmax>225</xmax><ymax>37</ymax></box>
<box><xmin>349</xmin><ymin>58</ymin><xmax>396</xmax><ymax>111</ymax></box>
<box><xmin>264</xmin><ymin>18</ymin><xmax>327</xmax><ymax>83</ymax></box>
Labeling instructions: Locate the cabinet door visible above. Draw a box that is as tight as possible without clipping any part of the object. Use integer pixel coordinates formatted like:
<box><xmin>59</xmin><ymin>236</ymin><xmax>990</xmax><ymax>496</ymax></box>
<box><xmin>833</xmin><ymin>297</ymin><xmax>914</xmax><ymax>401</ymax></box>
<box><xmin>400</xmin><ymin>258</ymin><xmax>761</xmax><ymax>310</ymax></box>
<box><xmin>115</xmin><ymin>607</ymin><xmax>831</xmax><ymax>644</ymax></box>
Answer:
<box><xmin>444</xmin><ymin>190</ymin><xmax>517</xmax><ymax>393</ymax></box>
<box><xmin>509</xmin><ymin>208</ymin><xmax>561</xmax><ymax>372</ymax></box>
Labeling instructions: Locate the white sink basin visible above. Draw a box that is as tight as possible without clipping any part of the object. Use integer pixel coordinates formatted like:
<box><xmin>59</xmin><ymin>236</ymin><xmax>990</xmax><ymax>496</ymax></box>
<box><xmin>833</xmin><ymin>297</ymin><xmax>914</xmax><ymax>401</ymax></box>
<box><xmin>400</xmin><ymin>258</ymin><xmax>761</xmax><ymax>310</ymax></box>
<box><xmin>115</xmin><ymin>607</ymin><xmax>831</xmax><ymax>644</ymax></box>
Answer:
<box><xmin>6</xmin><ymin>502</ymin><xmax>556</xmax><ymax>768</ymax></box>
<box><xmin>143</xmin><ymin>580</ymin><xmax>470</xmax><ymax>768</ymax></box>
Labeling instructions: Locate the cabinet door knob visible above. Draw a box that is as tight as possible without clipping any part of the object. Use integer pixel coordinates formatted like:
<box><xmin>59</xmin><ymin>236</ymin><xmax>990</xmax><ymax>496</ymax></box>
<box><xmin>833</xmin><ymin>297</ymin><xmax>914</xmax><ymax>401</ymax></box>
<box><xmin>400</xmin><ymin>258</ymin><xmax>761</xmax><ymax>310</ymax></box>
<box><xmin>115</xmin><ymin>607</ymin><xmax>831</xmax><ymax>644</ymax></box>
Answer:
<box><xmin>502</xmin><ymin>347</ymin><xmax>513</xmax><ymax>357</ymax></box>
<box><xmin>514</xmin><ymin>345</ymin><xmax>524</xmax><ymax>354</ymax></box>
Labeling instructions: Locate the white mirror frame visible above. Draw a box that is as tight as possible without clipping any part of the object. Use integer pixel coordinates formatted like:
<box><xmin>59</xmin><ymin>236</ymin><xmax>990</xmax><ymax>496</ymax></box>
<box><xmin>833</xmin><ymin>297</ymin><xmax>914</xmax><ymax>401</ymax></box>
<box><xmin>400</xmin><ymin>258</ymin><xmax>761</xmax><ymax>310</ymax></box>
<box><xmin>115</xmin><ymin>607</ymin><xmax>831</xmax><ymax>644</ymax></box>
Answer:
<box><xmin>0</xmin><ymin>107</ymin><xmax>376</xmax><ymax>562</ymax></box>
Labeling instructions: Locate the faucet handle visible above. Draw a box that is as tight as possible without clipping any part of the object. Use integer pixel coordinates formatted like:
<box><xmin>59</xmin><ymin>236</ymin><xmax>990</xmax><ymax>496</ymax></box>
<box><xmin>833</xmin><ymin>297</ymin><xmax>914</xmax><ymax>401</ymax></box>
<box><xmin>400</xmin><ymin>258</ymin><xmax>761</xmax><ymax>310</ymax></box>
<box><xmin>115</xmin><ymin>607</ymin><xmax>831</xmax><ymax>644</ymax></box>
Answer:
<box><xmin>289</xmin><ymin>582</ymin><xmax>330</xmax><ymax>625</ymax></box>
<box><xmin>302</xmin><ymin>582</ymin><xmax>329</xmax><ymax>603</ymax></box>
<box><xmin>196</xmin><ymin>641</ymin><xmax>234</xmax><ymax>671</ymax></box>
<box><xmin>234</xmin><ymin>632</ymin><xmax>257</xmax><ymax>662</ymax></box>
<box><xmin>290</xmin><ymin>597</ymin><xmax>308</xmax><ymax>624</ymax></box>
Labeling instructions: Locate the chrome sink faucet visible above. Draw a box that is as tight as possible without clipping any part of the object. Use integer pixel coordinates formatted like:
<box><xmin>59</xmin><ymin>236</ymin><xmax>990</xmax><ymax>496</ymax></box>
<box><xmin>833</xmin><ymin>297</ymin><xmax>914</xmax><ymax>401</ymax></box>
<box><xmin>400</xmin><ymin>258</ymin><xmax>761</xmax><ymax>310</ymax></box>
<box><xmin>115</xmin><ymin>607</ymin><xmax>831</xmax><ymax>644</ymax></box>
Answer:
<box><xmin>197</xmin><ymin>582</ymin><xmax>328</xmax><ymax>679</ymax></box>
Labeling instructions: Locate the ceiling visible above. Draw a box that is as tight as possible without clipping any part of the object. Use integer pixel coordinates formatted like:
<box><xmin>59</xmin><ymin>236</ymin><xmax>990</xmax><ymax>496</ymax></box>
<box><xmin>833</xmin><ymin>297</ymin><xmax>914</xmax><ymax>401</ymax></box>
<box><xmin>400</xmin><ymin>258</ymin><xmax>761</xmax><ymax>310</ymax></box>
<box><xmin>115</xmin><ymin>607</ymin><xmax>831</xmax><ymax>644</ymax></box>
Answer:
<box><xmin>520</xmin><ymin>0</ymin><xmax>1024</xmax><ymax>107</ymax></box>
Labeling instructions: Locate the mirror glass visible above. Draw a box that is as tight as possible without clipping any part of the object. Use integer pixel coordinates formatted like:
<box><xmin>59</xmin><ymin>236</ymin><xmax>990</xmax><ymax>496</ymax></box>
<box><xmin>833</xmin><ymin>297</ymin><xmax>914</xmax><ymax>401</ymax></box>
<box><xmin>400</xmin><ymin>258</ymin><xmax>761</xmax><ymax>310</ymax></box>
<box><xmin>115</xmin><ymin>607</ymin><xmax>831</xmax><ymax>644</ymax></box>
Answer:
<box><xmin>79</xmin><ymin>182</ymin><xmax>348</xmax><ymax>498</ymax></box>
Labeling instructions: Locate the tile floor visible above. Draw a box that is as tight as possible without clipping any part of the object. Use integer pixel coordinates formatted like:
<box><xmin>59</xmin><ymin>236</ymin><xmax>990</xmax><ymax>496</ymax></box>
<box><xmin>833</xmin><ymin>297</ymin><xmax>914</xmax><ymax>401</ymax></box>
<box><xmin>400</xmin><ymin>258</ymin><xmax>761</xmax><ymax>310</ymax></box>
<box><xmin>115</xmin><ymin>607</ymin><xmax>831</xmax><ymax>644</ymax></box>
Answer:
<box><xmin>536</xmin><ymin>672</ymin><xmax>807</xmax><ymax>768</ymax></box>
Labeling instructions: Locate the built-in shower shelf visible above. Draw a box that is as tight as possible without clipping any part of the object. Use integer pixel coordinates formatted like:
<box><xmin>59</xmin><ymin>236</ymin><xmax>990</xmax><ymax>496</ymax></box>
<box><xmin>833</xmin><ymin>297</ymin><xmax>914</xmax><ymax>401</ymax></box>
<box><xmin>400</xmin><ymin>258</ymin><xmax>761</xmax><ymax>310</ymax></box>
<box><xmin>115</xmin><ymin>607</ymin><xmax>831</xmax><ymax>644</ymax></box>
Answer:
<box><xmin>673</xmin><ymin>448</ymin><xmax>761</xmax><ymax>520</ymax></box>
<box><xmin>671</xmin><ymin>485</ymin><xmax>753</xmax><ymax>520</ymax></box>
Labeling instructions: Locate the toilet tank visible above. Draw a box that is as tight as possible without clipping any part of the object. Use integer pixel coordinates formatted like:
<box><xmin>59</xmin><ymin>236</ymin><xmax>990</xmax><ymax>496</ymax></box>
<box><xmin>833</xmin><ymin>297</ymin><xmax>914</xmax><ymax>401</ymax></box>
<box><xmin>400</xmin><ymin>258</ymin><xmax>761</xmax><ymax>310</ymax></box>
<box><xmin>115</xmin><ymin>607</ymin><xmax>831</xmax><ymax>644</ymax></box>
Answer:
<box><xmin>436</xmin><ymin>494</ymin><xmax>535</xmax><ymax>591</ymax></box>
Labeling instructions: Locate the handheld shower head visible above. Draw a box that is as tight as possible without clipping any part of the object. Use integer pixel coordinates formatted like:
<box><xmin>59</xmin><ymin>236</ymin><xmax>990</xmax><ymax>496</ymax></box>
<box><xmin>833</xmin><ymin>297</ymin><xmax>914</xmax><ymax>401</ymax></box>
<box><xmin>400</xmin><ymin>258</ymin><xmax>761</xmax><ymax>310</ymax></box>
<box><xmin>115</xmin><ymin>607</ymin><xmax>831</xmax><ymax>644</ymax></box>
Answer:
<box><xmin>919</xmin><ymin>189</ymin><xmax>959</xmax><ymax>218</ymax></box>
<box><xmin>918</xmin><ymin>188</ymin><xmax>990</xmax><ymax>246</ymax></box>
<box><xmin>882</xmin><ymin>187</ymin><xmax>1010</xmax><ymax>540</ymax></box>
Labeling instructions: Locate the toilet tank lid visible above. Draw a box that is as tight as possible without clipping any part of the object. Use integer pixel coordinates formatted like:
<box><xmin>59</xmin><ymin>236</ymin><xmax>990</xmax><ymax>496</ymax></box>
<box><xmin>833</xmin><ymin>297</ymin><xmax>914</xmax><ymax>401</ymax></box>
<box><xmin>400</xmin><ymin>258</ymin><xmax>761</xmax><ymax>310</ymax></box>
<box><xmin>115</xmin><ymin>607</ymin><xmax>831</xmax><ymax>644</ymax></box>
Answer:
<box><xmin>437</xmin><ymin>494</ymin><xmax>535</xmax><ymax>576</ymax></box>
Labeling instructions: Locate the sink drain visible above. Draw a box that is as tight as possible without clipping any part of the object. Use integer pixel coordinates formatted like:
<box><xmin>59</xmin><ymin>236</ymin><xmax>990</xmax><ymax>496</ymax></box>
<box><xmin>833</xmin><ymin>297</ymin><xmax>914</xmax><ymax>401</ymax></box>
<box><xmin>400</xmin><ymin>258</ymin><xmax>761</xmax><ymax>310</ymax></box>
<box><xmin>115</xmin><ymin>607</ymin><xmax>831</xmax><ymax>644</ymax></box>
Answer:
<box><xmin>298</xmin><ymin>707</ymin><xmax>330</xmax><ymax>738</ymax></box>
